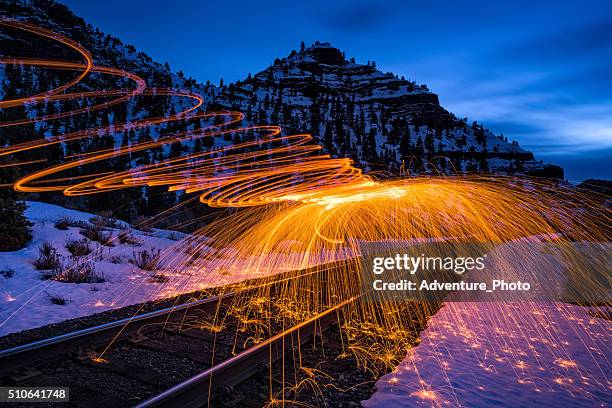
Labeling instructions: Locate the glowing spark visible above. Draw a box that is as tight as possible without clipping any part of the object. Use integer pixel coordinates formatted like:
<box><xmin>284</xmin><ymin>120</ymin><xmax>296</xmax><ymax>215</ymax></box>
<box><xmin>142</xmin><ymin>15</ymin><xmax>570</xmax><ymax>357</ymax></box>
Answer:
<box><xmin>91</xmin><ymin>357</ymin><xmax>107</xmax><ymax>364</ymax></box>
<box><xmin>555</xmin><ymin>359</ymin><xmax>578</xmax><ymax>368</ymax></box>
<box><xmin>411</xmin><ymin>389</ymin><xmax>438</xmax><ymax>401</ymax></box>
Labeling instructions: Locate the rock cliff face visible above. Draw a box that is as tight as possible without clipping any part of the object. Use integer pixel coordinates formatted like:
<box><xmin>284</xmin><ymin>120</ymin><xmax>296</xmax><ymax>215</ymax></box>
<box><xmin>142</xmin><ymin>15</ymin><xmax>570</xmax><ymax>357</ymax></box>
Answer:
<box><xmin>215</xmin><ymin>42</ymin><xmax>560</xmax><ymax>176</ymax></box>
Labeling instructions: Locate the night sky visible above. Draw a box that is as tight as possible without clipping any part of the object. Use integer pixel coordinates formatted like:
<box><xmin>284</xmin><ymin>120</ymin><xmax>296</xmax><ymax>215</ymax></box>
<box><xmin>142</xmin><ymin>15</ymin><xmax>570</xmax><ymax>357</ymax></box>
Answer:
<box><xmin>61</xmin><ymin>0</ymin><xmax>612</xmax><ymax>182</ymax></box>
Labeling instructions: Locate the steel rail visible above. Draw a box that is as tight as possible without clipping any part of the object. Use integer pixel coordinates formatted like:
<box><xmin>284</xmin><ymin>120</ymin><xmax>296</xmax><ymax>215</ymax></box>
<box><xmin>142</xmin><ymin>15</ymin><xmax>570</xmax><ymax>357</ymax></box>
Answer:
<box><xmin>0</xmin><ymin>262</ymin><xmax>346</xmax><ymax>369</ymax></box>
<box><xmin>134</xmin><ymin>295</ymin><xmax>359</xmax><ymax>408</ymax></box>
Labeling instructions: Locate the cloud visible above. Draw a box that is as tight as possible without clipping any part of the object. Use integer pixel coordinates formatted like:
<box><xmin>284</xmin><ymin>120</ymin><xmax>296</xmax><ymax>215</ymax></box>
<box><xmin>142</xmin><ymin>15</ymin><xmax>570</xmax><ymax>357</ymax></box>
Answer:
<box><xmin>482</xmin><ymin>120</ymin><xmax>545</xmax><ymax>136</ymax></box>
<box><xmin>321</xmin><ymin>1</ymin><xmax>394</xmax><ymax>32</ymax></box>
<box><xmin>492</xmin><ymin>17</ymin><xmax>612</xmax><ymax>64</ymax></box>
<box><xmin>423</xmin><ymin>16</ymin><xmax>612</xmax><ymax>174</ymax></box>
<box><xmin>540</xmin><ymin>147</ymin><xmax>612</xmax><ymax>182</ymax></box>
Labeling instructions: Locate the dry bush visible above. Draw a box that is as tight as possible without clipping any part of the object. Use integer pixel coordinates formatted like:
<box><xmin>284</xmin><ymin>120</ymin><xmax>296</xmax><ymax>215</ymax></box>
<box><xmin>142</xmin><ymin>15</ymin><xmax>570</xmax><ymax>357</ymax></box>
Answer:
<box><xmin>167</xmin><ymin>231</ymin><xmax>182</xmax><ymax>241</ymax></box>
<box><xmin>54</xmin><ymin>216</ymin><xmax>88</xmax><ymax>230</ymax></box>
<box><xmin>132</xmin><ymin>215</ymin><xmax>152</xmax><ymax>233</ymax></box>
<box><xmin>149</xmin><ymin>273</ymin><xmax>170</xmax><ymax>283</ymax></box>
<box><xmin>65</xmin><ymin>238</ymin><xmax>91</xmax><ymax>257</ymax></box>
<box><xmin>90</xmin><ymin>210</ymin><xmax>117</xmax><ymax>229</ymax></box>
<box><xmin>54</xmin><ymin>258</ymin><xmax>105</xmax><ymax>284</ymax></box>
<box><xmin>130</xmin><ymin>248</ymin><xmax>161</xmax><ymax>271</ymax></box>
<box><xmin>1</xmin><ymin>267</ymin><xmax>15</xmax><ymax>279</ymax></box>
<box><xmin>118</xmin><ymin>229</ymin><xmax>142</xmax><ymax>246</ymax></box>
<box><xmin>109</xmin><ymin>254</ymin><xmax>127</xmax><ymax>264</ymax></box>
<box><xmin>34</xmin><ymin>242</ymin><xmax>62</xmax><ymax>273</ymax></box>
<box><xmin>46</xmin><ymin>292</ymin><xmax>69</xmax><ymax>305</ymax></box>
<box><xmin>80</xmin><ymin>225</ymin><xmax>114</xmax><ymax>246</ymax></box>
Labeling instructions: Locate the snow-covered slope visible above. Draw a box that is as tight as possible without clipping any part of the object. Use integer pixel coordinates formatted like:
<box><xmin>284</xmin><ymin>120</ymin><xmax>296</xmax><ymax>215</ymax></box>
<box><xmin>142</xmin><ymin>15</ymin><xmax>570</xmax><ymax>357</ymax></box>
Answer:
<box><xmin>0</xmin><ymin>201</ymin><xmax>360</xmax><ymax>336</ymax></box>
<box><xmin>0</xmin><ymin>201</ymin><xmax>193</xmax><ymax>336</ymax></box>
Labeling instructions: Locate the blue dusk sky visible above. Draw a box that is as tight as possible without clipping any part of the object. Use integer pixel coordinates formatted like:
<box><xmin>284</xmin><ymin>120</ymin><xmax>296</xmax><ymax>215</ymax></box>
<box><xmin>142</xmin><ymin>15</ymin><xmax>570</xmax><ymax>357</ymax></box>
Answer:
<box><xmin>61</xmin><ymin>0</ymin><xmax>612</xmax><ymax>182</ymax></box>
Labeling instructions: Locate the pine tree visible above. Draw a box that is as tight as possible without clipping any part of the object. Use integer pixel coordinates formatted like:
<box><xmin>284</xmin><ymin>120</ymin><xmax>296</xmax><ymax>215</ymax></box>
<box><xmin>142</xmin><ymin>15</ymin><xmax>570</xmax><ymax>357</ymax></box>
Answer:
<box><xmin>169</xmin><ymin>141</ymin><xmax>183</xmax><ymax>158</ymax></box>
<box><xmin>0</xmin><ymin>197</ymin><xmax>32</xmax><ymax>251</ymax></box>
<box><xmin>0</xmin><ymin>165</ymin><xmax>32</xmax><ymax>251</ymax></box>
<box><xmin>323</xmin><ymin>124</ymin><xmax>334</xmax><ymax>154</ymax></box>
<box><xmin>425</xmin><ymin>132</ymin><xmax>435</xmax><ymax>154</ymax></box>
<box><xmin>415</xmin><ymin>135</ymin><xmax>424</xmax><ymax>155</ymax></box>
<box><xmin>399</xmin><ymin>126</ymin><xmax>412</xmax><ymax>158</ymax></box>
<box><xmin>364</xmin><ymin>128</ymin><xmax>378</xmax><ymax>162</ymax></box>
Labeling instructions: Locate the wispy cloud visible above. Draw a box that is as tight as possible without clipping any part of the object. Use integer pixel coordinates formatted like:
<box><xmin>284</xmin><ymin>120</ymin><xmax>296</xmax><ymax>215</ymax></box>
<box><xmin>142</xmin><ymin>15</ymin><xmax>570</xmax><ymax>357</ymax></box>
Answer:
<box><xmin>318</xmin><ymin>1</ymin><xmax>395</xmax><ymax>32</ymax></box>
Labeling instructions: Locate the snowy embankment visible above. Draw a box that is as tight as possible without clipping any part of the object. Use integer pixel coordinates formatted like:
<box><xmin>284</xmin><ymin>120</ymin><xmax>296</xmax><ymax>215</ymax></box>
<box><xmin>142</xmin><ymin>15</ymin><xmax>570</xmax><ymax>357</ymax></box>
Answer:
<box><xmin>0</xmin><ymin>202</ymin><xmax>197</xmax><ymax>336</ymax></box>
<box><xmin>0</xmin><ymin>201</ymin><xmax>361</xmax><ymax>337</ymax></box>
<box><xmin>363</xmin><ymin>240</ymin><xmax>611</xmax><ymax>407</ymax></box>
<box><xmin>364</xmin><ymin>302</ymin><xmax>610</xmax><ymax>407</ymax></box>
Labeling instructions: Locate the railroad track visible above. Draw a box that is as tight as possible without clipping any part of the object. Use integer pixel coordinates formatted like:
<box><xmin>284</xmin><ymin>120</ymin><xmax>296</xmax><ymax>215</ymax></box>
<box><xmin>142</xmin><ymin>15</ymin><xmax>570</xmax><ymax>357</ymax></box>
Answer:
<box><xmin>135</xmin><ymin>296</ymin><xmax>358</xmax><ymax>408</ymax></box>
<box><xmin>0</xmin><ymin>263</ymin><xmax>363</xmax><ymax>407</ymax></box>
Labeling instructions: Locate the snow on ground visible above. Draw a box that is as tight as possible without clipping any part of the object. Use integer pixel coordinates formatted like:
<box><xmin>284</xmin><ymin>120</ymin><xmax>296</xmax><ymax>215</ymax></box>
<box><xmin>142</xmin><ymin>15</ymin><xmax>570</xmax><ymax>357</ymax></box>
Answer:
<box><xmin>0</xmin><ymin>202</ymin><xmax>199</xmax><ymax>336</ymax></box>
<box><xmin>363</xmin><ymin>240</ymin><xmax>611</xmax><ymax>407</ymax></box>
<box><xmin>364</xmin><ymin>301</ymin><xmax>610</xmax><ymax>407</ymax></box>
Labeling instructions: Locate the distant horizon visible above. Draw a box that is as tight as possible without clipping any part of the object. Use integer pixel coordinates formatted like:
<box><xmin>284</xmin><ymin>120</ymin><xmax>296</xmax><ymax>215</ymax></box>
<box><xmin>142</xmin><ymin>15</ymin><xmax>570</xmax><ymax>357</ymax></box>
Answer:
<box><xmin>60</xmin><ymin>0</ymin><xmax>612</xmax><ymax>182</ymax></box>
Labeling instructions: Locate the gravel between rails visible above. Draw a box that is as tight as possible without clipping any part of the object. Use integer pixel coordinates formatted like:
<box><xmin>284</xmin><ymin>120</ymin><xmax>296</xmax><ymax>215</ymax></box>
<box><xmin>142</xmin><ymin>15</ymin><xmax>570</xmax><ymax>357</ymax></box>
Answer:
<box><xmin>212</xmin><ymin>302</ymin><xmax>442</xmax><ymax>408</ymax></box>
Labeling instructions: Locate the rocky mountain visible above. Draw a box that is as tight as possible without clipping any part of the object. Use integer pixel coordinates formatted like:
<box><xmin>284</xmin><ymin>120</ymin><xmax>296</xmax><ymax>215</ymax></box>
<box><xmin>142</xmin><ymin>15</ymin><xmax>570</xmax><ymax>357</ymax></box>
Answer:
<box><xmin>214</xmin><ymin>42</ymin><xmax>562</xmax><ymax>176</ymax></box>
<box><xmin>577</xmin><ymin>179</ymin><xmax>611</xmax><ymax>196</ymax></box>
<box><xmin>0</xmin><ymin>0</ymin><xmax>563</xmax><ymax>224</ymax></box>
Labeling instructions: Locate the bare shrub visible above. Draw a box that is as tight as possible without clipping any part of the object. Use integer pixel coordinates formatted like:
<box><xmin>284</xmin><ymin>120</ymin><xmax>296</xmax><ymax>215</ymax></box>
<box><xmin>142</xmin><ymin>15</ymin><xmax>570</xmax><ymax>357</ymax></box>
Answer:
<box><xmin>34</xmin><ymin>242</ymin><xmax>62</xmax><ymax>273</ymax></box>
<box><xmin>80</xmin><ymin>225</ymin><xmax>114</xmax><ymax>246</ymax></box>
<box><xmin>90</xmin><ymin>271</ymin><xmax>106</xmax><ymax>284</ymax></box>
<box><xmin>54</xmin><ymin>259</ymin><xmax>105</xmax><ymax>284</ymax></box>
<box><xmin>1</xmin><ymin>267</ymin><xmax>15</xmax><ymax>279</ymax></box>
<box><xmin>118</xmin><ymin>229</ymin><xmax>142</xmax><ymax>246</ymax></box>
<box><xmin>65</xmin><ymin>238</ymin><xmax>91</xmax><ymax>257</ymax></box>
<box><xmin>40</xmin><ymin>269</ymin><xmax>61</xmax><ymax>280</ymax></box>
<box><xmin>149</xmin><ymin>273</ymin><xmax>169</xmax><ymax>283</ymax></box>
<box><xmin>167</xmin><ymin>231</ymin><xmax>181</xmax><ymax>241</ymax></box>
<box><xmin>90</xmin><ymin>210</ymin><xmax>117</xmax><ymax>229</ymax></box>
<box><xmin>130</xmin><ymin>248</ymin><xmax>161</xmax><ymax>271</ymax></box>
<box><xmin>109</xmin><ymin>254</ymin><xmax>127</xmax><ymax>264</ymax></box>
<box><xmin>54</xmin><ymin>216</ymin><xmax>72</xmax><ymax>230</ymax></box>
<box><xmin>46</xmin><ymin>292</ymin><xmax>69</xmax><ymax>305</ymax></box>
<box><xmin>132</xmin><ymin>215</ymin><xmax>152</xmax><ymax>233</ymax></box>
<box><xmin>54</xmin><ymin>216</ymin><xmax>88</xmax><ymax>230</ymax></box>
